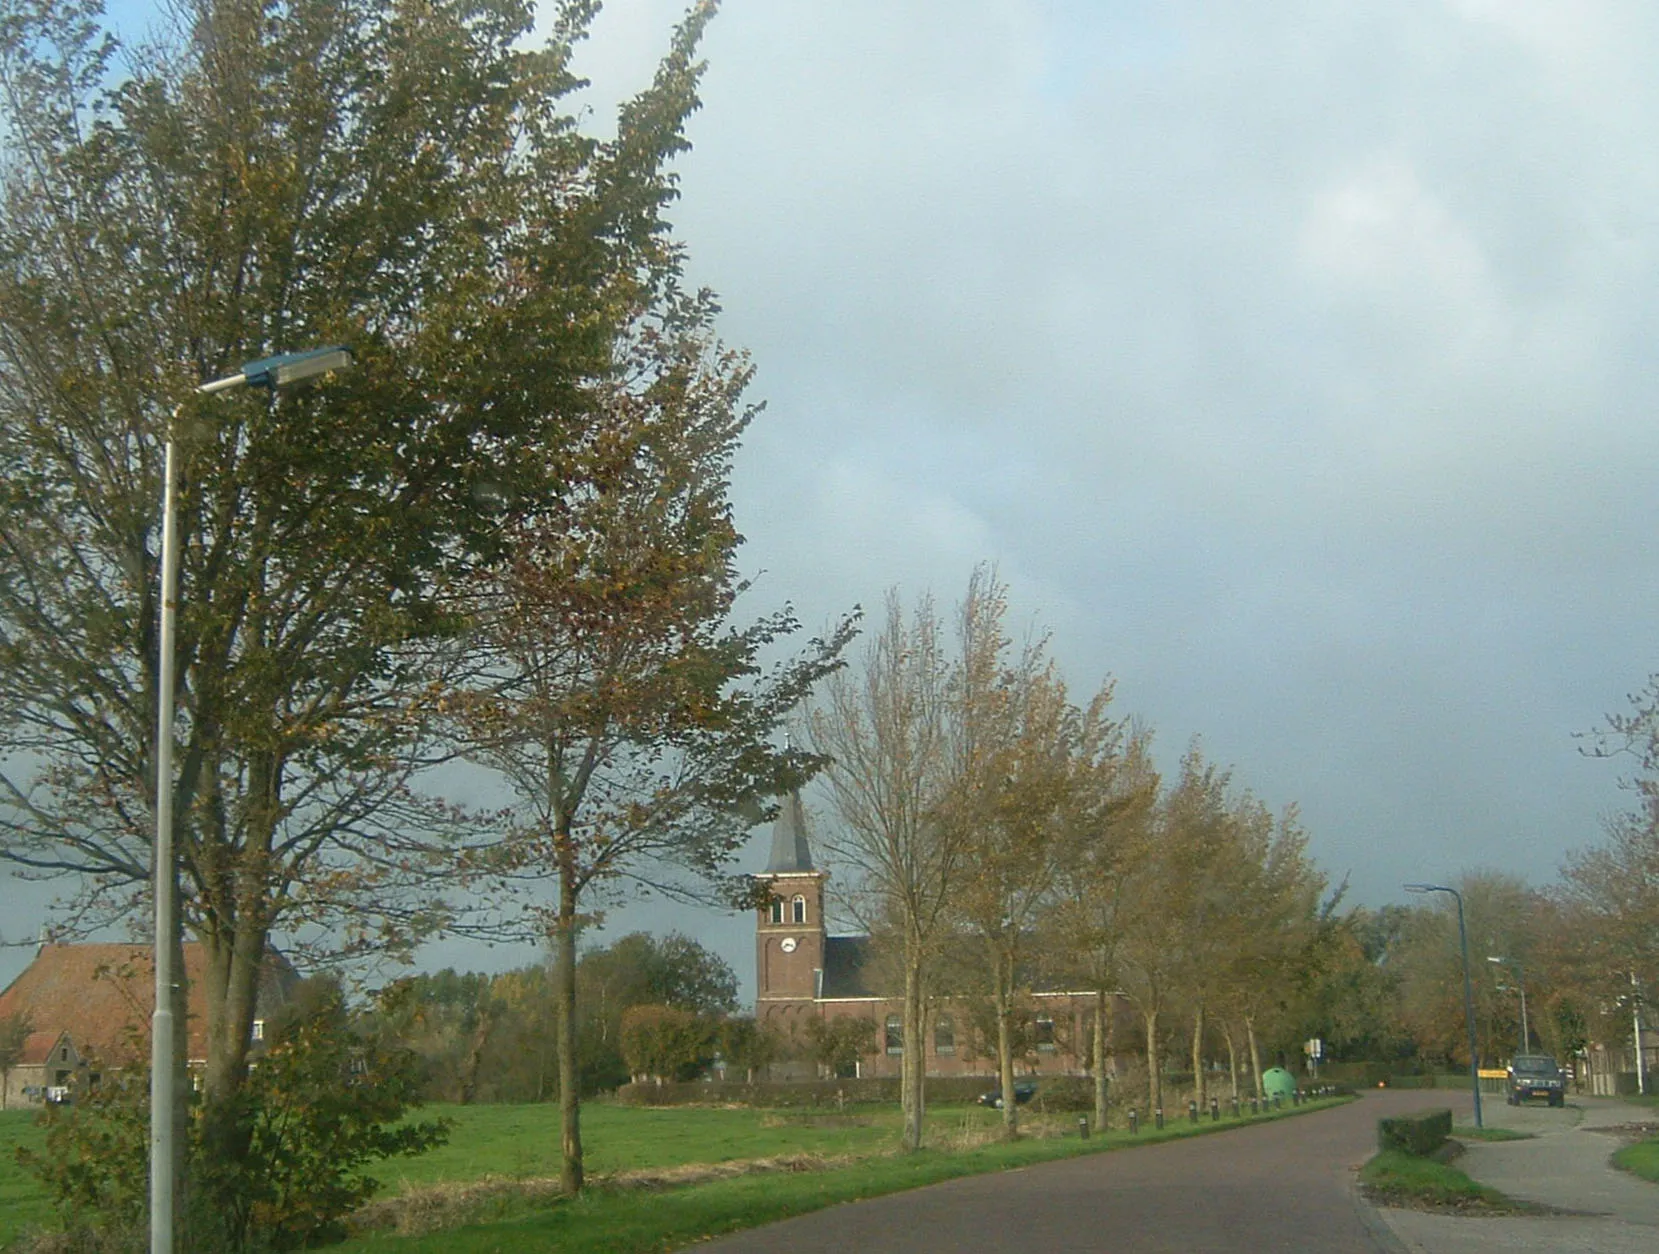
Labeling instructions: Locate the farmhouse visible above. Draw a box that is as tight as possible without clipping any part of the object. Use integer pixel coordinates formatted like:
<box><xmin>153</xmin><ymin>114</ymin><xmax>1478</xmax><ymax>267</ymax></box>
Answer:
<box><xmin>0</xmin><ymin>941</ymin><xmax>298</xmax><ymax>1107</ymax></box>
<box><xmin>752</xmin><ymin>793</ymin><xmax>1125</xmax><ymax>1080</ymax></box>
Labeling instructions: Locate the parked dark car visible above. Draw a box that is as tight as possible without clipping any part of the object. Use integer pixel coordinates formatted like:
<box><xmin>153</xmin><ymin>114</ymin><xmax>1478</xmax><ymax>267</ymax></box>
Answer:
<box><xmin>977</xmin><ymin>1080</ymin><xmax>1038</xmax><ymax>1108</ymax></box>
<box><xmin>1506</xmin><ymin>1054</ymin><xmax>1566</xmax><ymax>1106</ymax></box>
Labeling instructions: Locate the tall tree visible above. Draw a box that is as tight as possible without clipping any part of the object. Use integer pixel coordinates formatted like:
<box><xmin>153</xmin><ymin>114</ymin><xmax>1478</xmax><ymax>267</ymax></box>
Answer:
<box><xmin>453</xmin><ymin>287</ymin><xmax>853</xmax><ymax>1193</ymax></box>
<box><xmin>948</xmin><ymin>569</ymin><xmax>1076</xmax><ymax>1139</ymax></box>
<box><xmin>575</xmin><ymin>930</ymin><xmax>741</xmax><ymax>1089</ymax></box>
<box><xmin>1045</xmin><ymin>713</ymin><xmax>1157</xmax><ymax>1131</ymax></box>
<box><xmin>1219</xmin><ymin>802</ymin><xmax>1328</xmax><ymax>1096</ymax></box>
<box><xmin>1116</xmin><ymin>745</ymin><xmax>1234</xmax><ymax>1114</ymax></box>
<box><xmin>1395</xmin><ymin>872</ymin><xmax>1540</xmax><ymax>1066</ymax></box>
<box><xmin>808</xmin><ymin>588</ymin><xmax>962</xmax><ymax>1152</ymax></box>
<box><xmin>0</xmin><ymin>0</ymin><xmax>738</xmax><ymax>1198</ymax></box>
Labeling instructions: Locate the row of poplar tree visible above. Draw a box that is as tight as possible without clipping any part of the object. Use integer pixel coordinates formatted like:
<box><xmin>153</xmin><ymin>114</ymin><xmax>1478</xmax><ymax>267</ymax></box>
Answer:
<box><xmin>803</xmin><ymin>569</ymin><xmax>1334</xmax><ymax>1149</ymax></box>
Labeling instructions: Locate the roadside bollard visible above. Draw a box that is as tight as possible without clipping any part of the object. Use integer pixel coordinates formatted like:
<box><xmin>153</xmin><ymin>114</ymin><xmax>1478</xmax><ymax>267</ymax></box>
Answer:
<box><xmin>1078</xmin><ymin>1115</ymin><xmax>1089</xmax><ymax>1140</ymax></box>
<box><xmin>1292</xmin><ymin>1089</ymin><xmax>1301</xmax><ymax>1106</ymax></box>
<box><xmin>1250</xmin><ymin>1096</ymin><xmax>1259</xmax><ymax>1115</ymax></box>
<box><xmin>1129</xmin><ymin>1108</ymin><xmax>1139</xmax><ymax>1135</ymax></box>
<box><xmin>1154</xmin><ymin>1107</ymin><xmax>1164</xmax><ymax>1130</ymax></box>
<box><xmin>1273</xmin><ymin>1094</ymin><xmax>1282</xmax><ymax>1110</ymax></box>
<box><xmin>1210</xmin><ymin>1097</ymin><xmax>1220</xmax><ymax>1122</ymax></box>
<box><xmin>1231</xmin><ymin>1096</ymin><xmax>1240</xmax><ymax>1118</ymax></box>
<box><xmin>1188</xmin><ymin>1100</ymin><xmax>1199</xmax><ymax>1125</ymax></box>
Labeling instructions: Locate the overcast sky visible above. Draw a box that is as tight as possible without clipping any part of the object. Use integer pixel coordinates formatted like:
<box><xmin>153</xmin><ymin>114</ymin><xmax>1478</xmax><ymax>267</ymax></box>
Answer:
<box><xmin>6</xmin><ymin>1</ymin><xmax>1656</xmax><ymax>999</ymax></box>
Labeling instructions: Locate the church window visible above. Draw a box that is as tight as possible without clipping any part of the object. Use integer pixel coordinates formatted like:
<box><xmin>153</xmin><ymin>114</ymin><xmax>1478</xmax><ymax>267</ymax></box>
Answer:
<box><xmin>1035</xmin><ymin>1015</ymin><xmax>1056</xmax><ymax>1051</ymax></box>
<box><xmin>769</xmin><ymin>899</ymin><xmax>784</xmax><ymax>925</ymax></box>
<box><xmin>885</xmin><ymin>1015</ymin><xmax>903</xmax><ymax>1054</ymax></box>
<box><xmin>791</xmin><ymin>895</ymin><xmax>807</xmax><ymax>924</ymax></box>
<box><xmin>934</xmin><ymin>1014</ymin><xmax>956</xmax><ymax>1055</ymax></box>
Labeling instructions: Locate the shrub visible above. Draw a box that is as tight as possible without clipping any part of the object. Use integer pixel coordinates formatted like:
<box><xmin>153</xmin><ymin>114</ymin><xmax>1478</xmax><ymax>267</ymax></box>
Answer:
<box><xmin>1376</xmin><ymin>1108</ymin><xmax>1452</xmax><ymax>1157</ymax></box>
<box><xmin>619</xmin><ymin>1005</ymin><xmax>718</xmax><ymax>1083</ymax></box>
<box><xmin>614</xmin><ymin>1075</ymin><xmax>1031</xmax><ymax>1107</ymax></box>
<box><xmin>17</xmin><ymin>1073</ymin><xmax>150</xmax><ymax>1248</ymax></box>
<box><xmin>799</xmin><ymin>1016</ymin><xmax>876</xmax><ymax>1078</ymax></box>
<box><xmin>18</xmin><ymin>986</ymin><xmax>447</xmax><ymax>1252</ymax></box>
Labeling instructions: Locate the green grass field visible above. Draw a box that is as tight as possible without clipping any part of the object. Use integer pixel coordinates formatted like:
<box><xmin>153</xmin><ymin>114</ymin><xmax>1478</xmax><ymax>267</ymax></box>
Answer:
<box><xmin>0</xmin><ymin>1095</ymin><xmax>1350</xmax><ymax>1252</ymax></box>
<box><xmin>379</xmin><ymin>1102</ymin><xmax>907</xmax><ymax>1193</ymax></box>
<box><xmin>1612</xmin><ymin>1135</ymin><xmax>1659</xmax><ymax>1184</ymax></box>
<box><xmin>0</xmin><ymin>1110</ymin><xmax>54</xmax><ymax>1250</ymax></box>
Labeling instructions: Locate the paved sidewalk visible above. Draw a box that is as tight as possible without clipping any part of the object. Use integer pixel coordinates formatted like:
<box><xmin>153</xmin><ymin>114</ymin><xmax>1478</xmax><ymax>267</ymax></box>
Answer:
<box><xmin>1376</xmin><ymin>1096</ymin><xmax>1659</xmax><ymax>1254</ymax></box>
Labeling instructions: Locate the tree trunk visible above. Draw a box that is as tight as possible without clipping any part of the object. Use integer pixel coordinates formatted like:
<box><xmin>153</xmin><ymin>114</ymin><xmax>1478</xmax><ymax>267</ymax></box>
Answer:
<box><xmin>553</xmin><ymin>836</ymin><xmax>583</xmax><ymax>1194</ymax></box>
<box><xmin>459</xmin><ymin>1006</ymin><xmax>496</xmax><ymax>1105</ymax></box>
<box><xmin>1246</xmin><ymin>1014</ymin><xmax>1264</xmax><ymax>1098</ymax></box>
<box><xmin>995</xmin><ymin>960</ymin><xmax>1017</xmax><ymax>1139</ymax></box>
<box><xmin>900</xmin><ymin>950</ymin><xmax>926</xmax><ymax>1152</ymax></box>
<box><xmin>1092</xmin><ymin>988</ymin><xmax>1111</xmax><ymax>1131</ymax></box>
<box><xmin>1145</xmin><ymin>1008</ymin><xmax>1161</xmax><ymax>1114</ymax></box>
<box><xmin>1224</xmin><ymin>1022</ymin><xmax>1239</xmax><ymax>1100</ymax></box>
<box><xmin>197</xmin><ymin>912</ymin><xmax>264</xmax><ymax>1217</ymax></box>
<box><xmin>167</xmin><ymin>903</ymin><xmax>189</xmax><ymax>1249</ymax></box>
<box><xmin>1191</xmin><ymin>1002</ymin><xmax>1206</xmax><ymax>1108</ymax></box>
<box><xmin>202</xmin><ymin>918</ymin><xmax>264</xmax><ymax>1106</ymax></box>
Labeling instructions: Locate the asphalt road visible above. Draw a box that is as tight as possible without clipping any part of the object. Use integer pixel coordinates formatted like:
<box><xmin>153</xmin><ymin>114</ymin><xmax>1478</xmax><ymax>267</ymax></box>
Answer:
<box><xmin>693</xmin><ymin>1090</ymin><xmax>1431</xmax><ymax>1253</ymax></box>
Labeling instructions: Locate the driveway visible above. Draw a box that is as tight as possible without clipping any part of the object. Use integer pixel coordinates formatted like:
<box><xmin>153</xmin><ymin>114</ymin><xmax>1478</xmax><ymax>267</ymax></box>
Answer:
<box><xmin>693</xmin><ymin>1090</ymin><xmax>1431</xmax><ymax>1252</ymax></box>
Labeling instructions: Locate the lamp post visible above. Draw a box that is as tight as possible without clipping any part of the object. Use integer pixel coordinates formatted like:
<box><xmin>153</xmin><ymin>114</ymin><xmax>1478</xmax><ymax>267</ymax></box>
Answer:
<box><xmin>1487</xmin><ymin>956</ymin><xmax>1529</xmax><ymax>1054</ymax></box>
<box><xmin>1633</xmin><ymin>972</ymin><xmax>1647</xmax><ymax>1097</ymax></box>
<box><xmin>151</xmin><ymin>346</ymin><xmax>352</xmax><ymax>1254</ymax></box>
<box><xmin>1405</xmin><ymin>883</ymin><xmax>1482</xmax><ymax>1128</ymax></box>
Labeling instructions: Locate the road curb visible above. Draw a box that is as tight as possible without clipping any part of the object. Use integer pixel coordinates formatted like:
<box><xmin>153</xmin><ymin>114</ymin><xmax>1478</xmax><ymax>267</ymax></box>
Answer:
<box><xmin>1349</xmin><ymin>1180</ymin><xmax>1418</xmax><ymax>1254</ymax></box>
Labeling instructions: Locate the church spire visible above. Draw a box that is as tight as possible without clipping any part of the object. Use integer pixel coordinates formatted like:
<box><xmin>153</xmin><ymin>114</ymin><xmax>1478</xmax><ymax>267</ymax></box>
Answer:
<box><xmin>764</xmin><ymin>790</ymin><xmax>814</xmax><ymax>874</ymax></box>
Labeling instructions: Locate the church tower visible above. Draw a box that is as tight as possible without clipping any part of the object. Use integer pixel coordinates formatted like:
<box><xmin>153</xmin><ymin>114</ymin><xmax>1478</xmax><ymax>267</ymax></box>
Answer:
<box><xmin>753</xmin><ymin>791</ymin><xmax>828</xmax><ymax>1016</ymax></box>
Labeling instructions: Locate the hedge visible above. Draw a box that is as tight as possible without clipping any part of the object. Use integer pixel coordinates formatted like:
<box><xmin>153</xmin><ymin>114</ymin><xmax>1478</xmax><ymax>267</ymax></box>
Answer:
<box><xmin>612</xmin><ymin>1075</ymin><xmax>1107</xmax><ymax>1108</ymax></box>
<box><xmin>1376</xmin><ymin>1108</ymin><xmax>1453</xmax><ymax>1157</ymax></box>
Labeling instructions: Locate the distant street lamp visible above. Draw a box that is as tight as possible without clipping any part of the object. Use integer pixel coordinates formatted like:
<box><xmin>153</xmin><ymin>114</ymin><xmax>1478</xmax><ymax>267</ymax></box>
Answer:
<box><xmin>1405</xmin><ymin>883</ymin><xmax>1483</xmax><ymax>1129</ymax></box>
<box><xmin>151</xmin><ymin>346</ymin><xmax>353</xmax><ymax>1254</ymax></box>
<box><xmin>1633</xmin><ymin>972</ymin><xmax>1647</xmax><ymax>1097</ymax></box>
<box><xmin>1487</xmin><ymin>956</ymin><xmax>1529</xmax><ymax>1054</ymax></box>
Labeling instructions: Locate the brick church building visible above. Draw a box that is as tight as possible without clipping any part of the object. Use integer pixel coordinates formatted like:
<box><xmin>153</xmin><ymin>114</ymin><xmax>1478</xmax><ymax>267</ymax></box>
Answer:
<box><xmin>752</xmin><ymin>792</ymin><xmax>1117</xmax><ymax>1080</ymax></box>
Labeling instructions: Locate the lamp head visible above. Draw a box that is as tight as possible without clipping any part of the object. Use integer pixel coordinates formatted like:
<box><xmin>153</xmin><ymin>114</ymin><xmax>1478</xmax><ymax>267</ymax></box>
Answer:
<box><xmin>240</xmin><ymin>345</ymin><xmax>353</xmax><ymax>390</ymax></box>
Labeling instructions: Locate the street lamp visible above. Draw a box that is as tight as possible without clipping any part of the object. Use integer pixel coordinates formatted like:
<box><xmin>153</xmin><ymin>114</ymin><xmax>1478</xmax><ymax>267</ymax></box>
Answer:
<box><xmin>1632</xmin><ymin>972</ymin><xmax>1647</xmax><ymax>1098</ymax></box>
<box><xmin>151</xmin><ymin>346</ymin><xmax>352</xmax><ymax>1254</ymax></box>
<box><xmin>1405</xmin><ymin>883</ymin><xmax>1483</xmax><ymax>1128</ymax></box>
<box><xmin>1487</xmin><ymin>956</ymin><xmax>1529</xmax><ymax>1054</ymax></box>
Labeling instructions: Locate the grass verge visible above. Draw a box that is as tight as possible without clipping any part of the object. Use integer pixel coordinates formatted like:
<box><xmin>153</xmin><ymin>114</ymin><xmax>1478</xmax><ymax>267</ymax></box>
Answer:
<box><xmin>1359</xmin><ymin>1148</ymin><xmax>1525</xmax><ymax>1213</ymax></box>
<box><xmin>334</xmin><ymin>1097</ymin><xmax>1352</xmax><ymax>1253</ymax></box>
<box><xmin>1612</xmin><ymin>1136</ymin><xmax>1659</xmax><ymax>1184</ymax></box>
<box><xmin>0</xmin><ymin>1110</ymin><xmax>54</xmax><ymax>1251</ymax></box>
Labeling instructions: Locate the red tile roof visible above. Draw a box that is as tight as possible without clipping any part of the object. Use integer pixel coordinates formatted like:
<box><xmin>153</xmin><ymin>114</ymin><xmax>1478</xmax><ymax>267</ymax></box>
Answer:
<box><xmin>18</xmin><ymin>1028</ymin><xmax>66</xmax><ymax>1067</ymax></box>
<box><xmin>0</xmin><ymin>943</ymin><xmax>296</xmax><ymax>1066</ymax></box>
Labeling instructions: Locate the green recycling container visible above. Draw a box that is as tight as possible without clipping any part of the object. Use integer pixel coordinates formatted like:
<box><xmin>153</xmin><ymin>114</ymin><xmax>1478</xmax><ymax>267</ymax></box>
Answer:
<box><xmin>1261</xmin><ymin>1067</ymin><xmax>1296</xmax><ymax>1100</ymax></box>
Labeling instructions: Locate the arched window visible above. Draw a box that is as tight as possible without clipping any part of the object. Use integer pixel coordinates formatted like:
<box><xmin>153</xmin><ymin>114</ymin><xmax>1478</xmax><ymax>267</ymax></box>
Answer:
<box><xmin>934</xmin><ymin>1014</ymin><xmax>956</xmax><ymax>1055</ymax></box>
<box><xmin>885</xmin><ymin>1015</ymin><xmax>904</xmax><ymax>1054</ymax></box>
<box><xmin>792</xmin><ymin>894</ymin><xmax>807</xmax><ymax>924</ymax></box>
<box><xmin>769</xmin><ymin>899</ymin><xmax>784</xmax><ymax>925</ymax></box>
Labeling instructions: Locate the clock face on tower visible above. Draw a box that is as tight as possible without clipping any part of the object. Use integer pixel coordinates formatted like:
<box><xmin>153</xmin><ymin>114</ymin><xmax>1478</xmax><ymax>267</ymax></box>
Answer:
<box><xmin>780</xmin><ymin>937</ymin><xmax>798</xmax><ymax>953</ymax></box>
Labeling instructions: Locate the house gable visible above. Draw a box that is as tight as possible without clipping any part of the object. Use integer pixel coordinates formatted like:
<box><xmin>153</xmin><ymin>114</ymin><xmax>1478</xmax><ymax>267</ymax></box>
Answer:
<box><xmin>0</xmin><ymin>942</ymin><xmax>299</xmax><ymax>1068</ymax></box>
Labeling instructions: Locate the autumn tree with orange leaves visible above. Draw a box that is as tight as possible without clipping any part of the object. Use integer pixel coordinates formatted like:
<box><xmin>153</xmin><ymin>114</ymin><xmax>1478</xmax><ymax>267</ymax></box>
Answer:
<box><xmin>454</xmin><ymin>296</ymin><xmax>855</xmax><ymax>1192</ymax></box>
